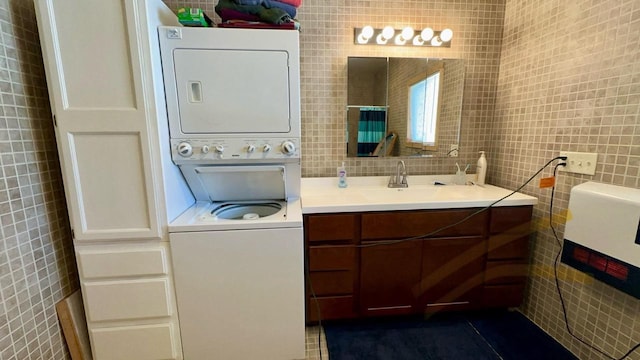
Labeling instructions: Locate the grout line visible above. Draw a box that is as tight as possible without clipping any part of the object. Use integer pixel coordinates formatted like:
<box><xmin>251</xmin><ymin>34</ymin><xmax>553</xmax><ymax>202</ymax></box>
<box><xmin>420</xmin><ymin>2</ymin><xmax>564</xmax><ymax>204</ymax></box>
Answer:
<box><xmin>467</xmin><ymin>318</ymin><xmax>504</xmax><ymax>360</ymax></box>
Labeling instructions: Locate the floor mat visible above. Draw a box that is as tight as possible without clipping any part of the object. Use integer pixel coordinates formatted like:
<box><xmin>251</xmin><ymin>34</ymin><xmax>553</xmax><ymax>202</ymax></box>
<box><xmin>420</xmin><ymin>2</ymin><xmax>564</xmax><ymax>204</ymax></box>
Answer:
<box><xmin>323</xmin><ymin>315</ymin><xmax>500</xmax><ymax>360</ymax></box>
<box><xmin>466</xmin><ymin>310</ymin><xmax>578</xmax><ymax>360</ymax></box>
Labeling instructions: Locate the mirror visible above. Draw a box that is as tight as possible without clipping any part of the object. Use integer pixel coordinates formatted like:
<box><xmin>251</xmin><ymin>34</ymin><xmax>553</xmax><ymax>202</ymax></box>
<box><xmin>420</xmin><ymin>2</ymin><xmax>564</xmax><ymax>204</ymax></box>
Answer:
<box><xmin>347</xmin><ymin>57</ymin><xmax>465</xmax><ymax>157</ymax></box>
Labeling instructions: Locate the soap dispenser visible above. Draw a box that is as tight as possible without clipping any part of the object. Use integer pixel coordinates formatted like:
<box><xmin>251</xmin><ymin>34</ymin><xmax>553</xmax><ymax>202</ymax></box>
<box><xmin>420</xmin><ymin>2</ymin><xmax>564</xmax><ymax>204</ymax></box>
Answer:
<box><xmin>476</xmin><ymin>151</ymin><xmax>487</xmax><ymax>185</ymax></box>
<box><xmin>337</xmin><ymin>162</ymin><xmax>348</xmax><ymax>188</ymax></box>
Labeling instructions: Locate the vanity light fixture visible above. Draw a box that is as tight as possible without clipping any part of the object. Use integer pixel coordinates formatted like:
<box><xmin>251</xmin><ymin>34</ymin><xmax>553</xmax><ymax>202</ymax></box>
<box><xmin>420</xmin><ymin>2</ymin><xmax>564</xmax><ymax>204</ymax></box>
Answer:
<box><xmin>354</xmin><ymin>26</ymin><xmax>453</xmax><ymax>47</ymax></box>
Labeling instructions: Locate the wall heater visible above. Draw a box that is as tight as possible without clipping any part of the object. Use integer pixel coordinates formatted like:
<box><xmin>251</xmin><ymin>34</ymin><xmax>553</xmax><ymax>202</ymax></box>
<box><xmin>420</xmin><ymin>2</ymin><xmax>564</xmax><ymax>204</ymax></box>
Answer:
<box><xmin>561</xmin><ymin>182</ymin><xmax>640</xmax><ymax>299</ymax></box>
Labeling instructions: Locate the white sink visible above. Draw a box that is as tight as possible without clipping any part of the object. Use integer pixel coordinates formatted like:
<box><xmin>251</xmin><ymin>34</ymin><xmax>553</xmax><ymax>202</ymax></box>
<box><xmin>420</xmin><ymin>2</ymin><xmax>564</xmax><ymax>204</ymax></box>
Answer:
<box><xmin>300</xmin><ymin>175</ymin><xmax>537</xmax><ymax>214</ymax></box>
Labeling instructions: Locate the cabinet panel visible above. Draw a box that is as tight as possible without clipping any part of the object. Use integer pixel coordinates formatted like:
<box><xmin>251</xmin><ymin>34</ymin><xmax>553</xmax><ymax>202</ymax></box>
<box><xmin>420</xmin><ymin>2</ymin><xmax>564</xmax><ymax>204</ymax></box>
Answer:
<box><xmin>490</xmin><ymin>206</ymin><xmax>533</xmax><ymax>234</ymax></box>
<box><xmin>84</xmin><ymin>279</ymin><xmax>171</xmax><ymax>322</ymax></box>
<box><xmin>420</xmin><ymin>237</ymin><xmax>485</xmax><ymax>307</ymax></box>
<box><xmin>308</xmin><ymin>245</ymin><xmax>355</xmax><ymax>271</ymax></box>
<box><xmin>306</xmin><ymin>214</ymin><xmax>357</xmax><ymax>242</ymax></box>
<box><xmin>485</xmin><ymin>260</ymin><xmax>528</xmax><ymax>285</ymax></box>
<box><xmin>309</xmin><ymin>271</ymin><xmax>353</xmax><ymax>296</ymax></box>
<box><xmin>482</xmin><ymin>284</ymin><xmax>525</xmax><ymax>308</ymax></box>
<box><xmin>77</xmin><ymin>246</ymin><xmax>167</xmax><ymax>279</ymax></box>
<box><xmin>307</xmin><ymin>295</ymin><xmax>355</xmax><ymax>322</ymax></box>
<box><xmin>91</xmin><ymin>323</ymin><xmax>177</xmax><ymax>360</ymax></box>
<box><xmin>487</xmin><ymin>234</ymin><xmax>529</xmax><ymax>260</ymax></box>
<box><xmin>361</xmin><ymin>209</ymin><xmax>487</xmax><ymax>240</ymax></box>
<box><xmin>360</xmin><ymin>241</ymin><xmax>422</xmax><ymax>316</ymax></box>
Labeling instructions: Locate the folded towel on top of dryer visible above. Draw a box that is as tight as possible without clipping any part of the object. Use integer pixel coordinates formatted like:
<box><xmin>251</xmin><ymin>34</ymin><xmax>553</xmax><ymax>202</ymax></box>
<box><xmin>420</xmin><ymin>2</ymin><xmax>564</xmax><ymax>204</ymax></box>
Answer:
<box><xmin>231</xmin><ymin>0</ymin><xmax>297</xmax><ymax>18</ymax></box>
<box><xmin>215</xmin><ymin>0</ymin><xmax>291</xmax><ymax>24</ymax></box>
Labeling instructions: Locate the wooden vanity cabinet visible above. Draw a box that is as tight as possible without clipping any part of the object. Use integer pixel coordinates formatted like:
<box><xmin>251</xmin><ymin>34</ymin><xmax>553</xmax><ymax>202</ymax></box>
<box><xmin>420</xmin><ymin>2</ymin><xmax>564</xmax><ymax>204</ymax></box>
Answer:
<box><xmin>304</xmin><ymin>205</ymin><xmax>533</xmax><ymax>322</ymax></box>
<box><xmin>482</xmin><ymin>205</ymin><xmax>534</xmax><ymax>308</ymax></box>
<box><xmin>305</xmin><ymin>214</ymin><xmax>359</xmax><ymax>322</ymax></box>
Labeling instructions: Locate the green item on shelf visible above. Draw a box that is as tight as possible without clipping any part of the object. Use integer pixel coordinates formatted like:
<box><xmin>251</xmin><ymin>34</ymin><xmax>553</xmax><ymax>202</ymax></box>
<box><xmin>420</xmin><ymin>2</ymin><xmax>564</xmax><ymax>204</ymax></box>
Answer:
<box><xmin>177</xmin><ymin>7</ymin><xmax>213</xmax><ymax>27</ymax></box>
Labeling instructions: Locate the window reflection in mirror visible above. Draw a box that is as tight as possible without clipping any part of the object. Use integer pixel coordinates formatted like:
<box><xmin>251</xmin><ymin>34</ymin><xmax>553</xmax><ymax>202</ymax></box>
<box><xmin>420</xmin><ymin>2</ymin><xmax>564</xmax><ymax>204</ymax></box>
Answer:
<box><xmin>346</xmin><ymin>57</ymin><xmax>464</xmax><ymax>158</ymax></box>
<box><xmin>406</xmin><ymin>64</ymin><xmax>443</xmax><ymax>151</ymax></box>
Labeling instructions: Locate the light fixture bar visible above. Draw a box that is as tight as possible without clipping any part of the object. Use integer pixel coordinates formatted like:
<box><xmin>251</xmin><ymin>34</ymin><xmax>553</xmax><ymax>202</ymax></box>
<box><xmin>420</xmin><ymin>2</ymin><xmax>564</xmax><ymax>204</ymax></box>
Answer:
<box><xmin>354</xmin><ymin>27</ymin><xmax>453</xmax><ymax>48</ymax></box>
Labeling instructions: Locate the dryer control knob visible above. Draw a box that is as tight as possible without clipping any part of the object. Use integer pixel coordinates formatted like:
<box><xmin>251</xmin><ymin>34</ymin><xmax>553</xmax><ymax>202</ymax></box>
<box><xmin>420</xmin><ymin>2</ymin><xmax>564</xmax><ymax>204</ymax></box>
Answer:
<box><xmin>215</xmin><ymin>145</ymin><xmax>224</xmax><ymax>153</ymax></box>
<box><xmin>281</xmin><ymin>141</ymin><xmax>296</xmax><ymax>155</ymax></box>
<box><xmin>262</xmin><ymin>144</ymin><xmax>272</xmax><ymax>153</ymax></box>
<box><xmin>201</xmin><ymin>145</ymin><xmax>210</xmax><ymax>154</ymax></box>
<box><xmin>177</xmin><ymin>142</ymin><xmax>193</xmax><ymax>157</ymax></box>
<box><xmin>246</xmin><ymin>144</ymin><xmax>256</xmax><ymax>153</ymax></box>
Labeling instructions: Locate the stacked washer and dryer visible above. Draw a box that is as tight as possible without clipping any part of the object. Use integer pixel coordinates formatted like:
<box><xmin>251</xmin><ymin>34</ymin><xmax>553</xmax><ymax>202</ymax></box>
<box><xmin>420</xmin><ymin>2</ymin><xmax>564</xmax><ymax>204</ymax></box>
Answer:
<box><xmin>158</xmin><ymin>27</ymin><xmax>305</xmax><ymax>359</ymax></box>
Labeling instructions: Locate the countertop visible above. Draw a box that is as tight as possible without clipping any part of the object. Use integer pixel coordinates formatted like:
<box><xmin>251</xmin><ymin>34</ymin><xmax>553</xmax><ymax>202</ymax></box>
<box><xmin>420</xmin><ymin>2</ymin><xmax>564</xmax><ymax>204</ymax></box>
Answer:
<box><xmin>301</xmin><ymin>175</ymin><xmax>538</xmax><ymax>214</ymax></box>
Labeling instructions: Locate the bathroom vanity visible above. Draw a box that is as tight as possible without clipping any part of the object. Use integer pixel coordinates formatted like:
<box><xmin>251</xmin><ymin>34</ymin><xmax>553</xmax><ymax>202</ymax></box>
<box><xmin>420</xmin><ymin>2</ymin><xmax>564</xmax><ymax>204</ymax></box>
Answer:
<box><xmin>301</xmin><ymin>176</ymin><xmax>537</xmax><ymax>322</ymax></box>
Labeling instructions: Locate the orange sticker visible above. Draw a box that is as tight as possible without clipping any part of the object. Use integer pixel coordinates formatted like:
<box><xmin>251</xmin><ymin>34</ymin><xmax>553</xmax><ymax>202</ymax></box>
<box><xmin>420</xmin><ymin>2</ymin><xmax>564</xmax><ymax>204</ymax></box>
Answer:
<box><xmin>539</xmin><ymin>177</ymin><xmax>556</xmax><ymax>188</ymax></box>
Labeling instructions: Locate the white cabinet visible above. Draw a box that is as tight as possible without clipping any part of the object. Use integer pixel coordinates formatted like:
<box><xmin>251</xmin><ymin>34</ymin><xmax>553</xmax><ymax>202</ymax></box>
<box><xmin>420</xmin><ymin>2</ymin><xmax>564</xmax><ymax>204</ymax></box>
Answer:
<box><xmin>34</xmin><ymin>0</ymin><xmax>190</xmax><ymax>358</ymax></box>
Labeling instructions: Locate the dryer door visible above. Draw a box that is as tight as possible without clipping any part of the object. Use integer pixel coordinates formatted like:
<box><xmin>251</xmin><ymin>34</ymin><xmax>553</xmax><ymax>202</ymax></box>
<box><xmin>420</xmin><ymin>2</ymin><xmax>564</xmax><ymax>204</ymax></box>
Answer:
<box><xmin>173</xmin><ymin>49</ymin><xmax>291</xmax><ymax>134</ymax></box>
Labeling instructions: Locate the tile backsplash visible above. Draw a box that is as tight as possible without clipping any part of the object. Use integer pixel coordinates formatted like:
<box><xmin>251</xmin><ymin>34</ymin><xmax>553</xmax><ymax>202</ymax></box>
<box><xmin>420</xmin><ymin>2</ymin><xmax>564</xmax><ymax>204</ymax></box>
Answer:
<box><xmin>0</xmin><ymin>1</ymin><xmax>77</xmax><ymax>359</ymax></box>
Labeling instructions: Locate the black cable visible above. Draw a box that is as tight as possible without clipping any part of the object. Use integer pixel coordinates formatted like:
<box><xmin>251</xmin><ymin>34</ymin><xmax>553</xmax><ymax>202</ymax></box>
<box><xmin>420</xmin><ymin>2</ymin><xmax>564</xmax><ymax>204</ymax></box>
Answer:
<box><xmin>550</xmin><ymin>164</ymin><xmax>640</xmax><ymax>360</ymax></box>
<box><xmin>304</xmin><ymin>256</ymin><xmax>323</xmax><ymax>360</ymax></box>
<box><xmin>359</xmin><ymin>156</ymin><xmax>568</xmax><ymax>248</ymax></box>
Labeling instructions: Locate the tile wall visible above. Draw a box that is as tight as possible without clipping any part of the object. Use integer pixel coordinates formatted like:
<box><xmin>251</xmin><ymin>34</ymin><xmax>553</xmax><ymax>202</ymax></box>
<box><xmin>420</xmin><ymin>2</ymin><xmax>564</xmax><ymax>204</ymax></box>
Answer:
<box><xmin>0</xmin><ymin>1</ymin><xmax>78</xmax><ymax>360</ymax></box>
<box><xmin>164</xmin><ymin>0</ymin><xmax>507</xmax><ymax>177</ymax></box>
<box><xmin>492</xmin><ymin>0</ymin><xmax>640</xmax><ymax>359</ymax></box>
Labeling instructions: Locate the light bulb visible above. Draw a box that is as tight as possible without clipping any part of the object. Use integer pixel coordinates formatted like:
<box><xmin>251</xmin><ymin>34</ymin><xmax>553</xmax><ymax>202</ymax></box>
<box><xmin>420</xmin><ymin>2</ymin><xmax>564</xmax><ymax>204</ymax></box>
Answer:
<box><xmin>376</xmin><ymin>33</ymin><xmax>388</xmax><ymax>45</ymax></box>
<box><xmin>357</xmin><ymin>34</ymin><xmax>369</xmax><ymax>44</ymax></box>
<box><xmin>440</xmin><ymin>28</ymin><xmax>453</xmax><ymax>42</ymax></box>
<box><xmin>431</xmin><ymin>36</ymin><xmax>442</xmax><ymax>46</ymax></box>
<box><xmin>361</xmin><ymin>26</ymin><xmax>374</xmax><ymax>39</ymax></box>
<box><xmin>381</xmin><ymin>26</ymin><xmax>395</xmax><ymax>40</ymax></box>
<box><xmin>412</xmin><ymin>35</ymin><xmax>424</xmax><ymax>46</ymax></box>
<box><xmin>421</xmin><ymin>28</ymin><xmax>434</xmax><ymax>41</ymax></box>
<box><xmin>394</xmin><ymin>34</ymin><xmax>407</xmax><ymax>45</ymax></box>
<box><xmin>401</xmin><ymin>27</ymin><xmax>414</xmax><ymax>40</ymax></box>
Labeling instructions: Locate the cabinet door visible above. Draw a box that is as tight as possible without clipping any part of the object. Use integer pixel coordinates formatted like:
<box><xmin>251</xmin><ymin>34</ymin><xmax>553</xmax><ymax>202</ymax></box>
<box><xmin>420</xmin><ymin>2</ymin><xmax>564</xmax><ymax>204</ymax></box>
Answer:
<box><xmin>420</xmin><ymin>237</ymin><xmax>486</xmax><ymax>311</ymax></box>
<box><xmin>360</xmin><ymin>241</ymin><xmax>422</xmax><ymax>316</ymax></box>
<box><xmin>34</xmin><ymin>0</ymin><xmax>161</xmax><ymax>242</ymax></box>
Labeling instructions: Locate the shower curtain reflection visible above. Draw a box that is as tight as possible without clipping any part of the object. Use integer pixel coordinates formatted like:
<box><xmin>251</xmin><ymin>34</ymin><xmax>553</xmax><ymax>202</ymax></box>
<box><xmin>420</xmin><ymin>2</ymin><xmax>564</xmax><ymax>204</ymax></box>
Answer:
<box><xmin>357</xmin><ymin>108</ymin><xmax>386</xmax><ymax>156</ymax></box>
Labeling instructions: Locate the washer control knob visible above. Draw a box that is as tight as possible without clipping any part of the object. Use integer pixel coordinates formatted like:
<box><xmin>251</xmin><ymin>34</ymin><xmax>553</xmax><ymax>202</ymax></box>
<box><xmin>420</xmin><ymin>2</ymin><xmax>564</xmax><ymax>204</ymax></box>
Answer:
<box><xmin>262</xmin><ymin>144</ymin><xmax>272</xmax><ymax>153</ymax></box>
<box><xmin>215</xmin><ymin>145</ymin><xmax>224</xmax><ymax>153</ymax></box>
<box><xmin>281</xmin><ymin>141</ymin><xmax>296</xmax><ymax>155</ymax></box>
<box><xmin>246</xmin><ymin>144</ymin><xmax>256</xmax><ymax>153</ymax></box>
<box><xmin>177</xmin><ymin>142</ymin><xmax>193</xmax><ymax>157</ymax></box>
<box><xmin>201</xmin><ymin>145</ymin><xmax>210</xmax><ymax>154</ymax></box>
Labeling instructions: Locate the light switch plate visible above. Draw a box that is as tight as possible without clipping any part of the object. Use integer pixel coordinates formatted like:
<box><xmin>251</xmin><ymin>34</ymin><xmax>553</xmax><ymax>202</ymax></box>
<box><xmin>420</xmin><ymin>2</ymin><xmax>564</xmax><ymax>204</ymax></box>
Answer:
<box><xmin>559</xmin><ymin>151</ymin><xmax>598</xmax><ymax>175</ymax></box>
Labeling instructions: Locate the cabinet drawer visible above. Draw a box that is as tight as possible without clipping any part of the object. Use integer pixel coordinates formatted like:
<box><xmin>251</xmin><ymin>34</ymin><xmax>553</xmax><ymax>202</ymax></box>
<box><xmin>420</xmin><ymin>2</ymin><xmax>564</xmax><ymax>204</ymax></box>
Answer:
<box><xmin>487</xmin><ymin>234</ymin><xmax>529</xmax><ymax>259</ymax></box>
<box><xmin>485</xmin><ymin>261</ymin><xmax>528</xmax><ymax>285</ymax></box>
<box><xmin>307</xmin><ymin>295</ymin><xmax>355</xmax><ymax>322</ymax></box>
<box><xmin>489</xmin><ymin>206</ymin><xmax>533</xmax><ymax>234</ymax></box>
<box><xmin>309</xmin><ymin>270</ymin><xmax>353</xmax><ymax>296</ymax></box>
<box><xmin>308</xmin><ymin>245</ymin><xmax>355</xmax><ymax>271</ymax></box>
<box><xmin>84</xmin><ymin>279</ymin><xmax>171</xmax><ymax>322</ymax></box>
<box><xmin>77</xmin><ymin>245</ymin><xmax>168</xmax><ymax>279</ymax></box>
<box><xmin>482</xmin><ymin>284</ymin><xmax>525</xmax><ymax>308</ymax></box>
<box><xmin>306</xmin><ymin>214</ymin><xmax>357</xmax><ymax>242</ymax></box>
<box><xmin>91</xmin><ymin>323</ymin><xmax>177</xmax><ymax>359</ymax></box>
<box><xmin>361</xmin><ymin>209</ymin><xmax>488</xmax><ymax>240</ymax></box>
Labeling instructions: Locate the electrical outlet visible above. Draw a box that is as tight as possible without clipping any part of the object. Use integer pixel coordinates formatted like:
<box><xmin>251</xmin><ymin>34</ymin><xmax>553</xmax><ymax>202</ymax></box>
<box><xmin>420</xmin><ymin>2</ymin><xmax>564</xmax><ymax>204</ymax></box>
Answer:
<box><xmin>449</xmin><ymin>144</ymin><xmax>459</xmax><ymax>157</ymax></box>
<box><xmin>559</xmin><ymin>151</ymin><xmax>598</xmax><ymax>175</ymax></box>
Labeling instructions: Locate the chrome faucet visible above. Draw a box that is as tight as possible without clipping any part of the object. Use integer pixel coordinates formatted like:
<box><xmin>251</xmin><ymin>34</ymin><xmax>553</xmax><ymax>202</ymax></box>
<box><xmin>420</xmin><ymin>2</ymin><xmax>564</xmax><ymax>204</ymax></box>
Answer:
<box><xmin>388</xmin><ymin>160</ymin><xmax>408</xmax><ymax>188</ymax></box>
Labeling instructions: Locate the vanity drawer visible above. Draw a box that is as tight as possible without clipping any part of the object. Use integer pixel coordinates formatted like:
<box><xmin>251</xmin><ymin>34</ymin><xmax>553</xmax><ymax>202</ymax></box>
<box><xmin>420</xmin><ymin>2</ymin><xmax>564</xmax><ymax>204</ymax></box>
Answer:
<box><xmin>361</xmin><ymin>209</ymin><xmax>488</xmax><ymax>240</ymax></box>
<box><xmin>307</xmin><ymin>295</ymin><xmax>355</xmax><ymax>322</ymax></box>
<box><xmin>489</xmin><ymin>206</ymin><xmax>533</xmax><ymax>234</ymax></box>
<box><xmin>305</xmin><ymin>214</ymin><xmax>358</xmax><ymax>243</ymax></box>
<box><xmin>484</xmin><ymin>260</ymin><xmax>528</xmax><ymax>285</ymax></box>
<box><xmin>91</xmin><ymin>323</ymin><xmax>177</xmax><ymax>359</ymax></box>
<box><xmin>309</xmin><ymin>270</ymin><xmax>354</xmax><ymax>296</ymax></box>
<box><xmin>482</xmin><ymin>284</ymin><xmax>525</xmax><ymax>308</ymax></box>
<box><xmin>77</xmin><ymin>245</ymin><xmax>168</xmax><ymax>279</ymax></box>
<box><xmin>308</xmin><ymin>245</ymin><xmax>356</xmax><ymax>271</ymax></box>
<box><xmin>84</xmin><ymin>279</ymin><xmax>171</xmax><ymax>322</ymax></box>
<box><xmin>487</xmin><ymin>234</ymin><xmax>529</xmax><ymax>259</ymax></box>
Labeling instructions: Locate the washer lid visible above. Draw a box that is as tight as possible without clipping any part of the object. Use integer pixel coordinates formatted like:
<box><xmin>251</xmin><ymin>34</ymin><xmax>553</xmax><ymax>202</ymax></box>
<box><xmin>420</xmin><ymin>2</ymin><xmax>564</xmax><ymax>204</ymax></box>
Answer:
<box><xmin>190</xmin><ymin>165</ymin><xmax>286</xmax><ymax>202</ymax></box>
